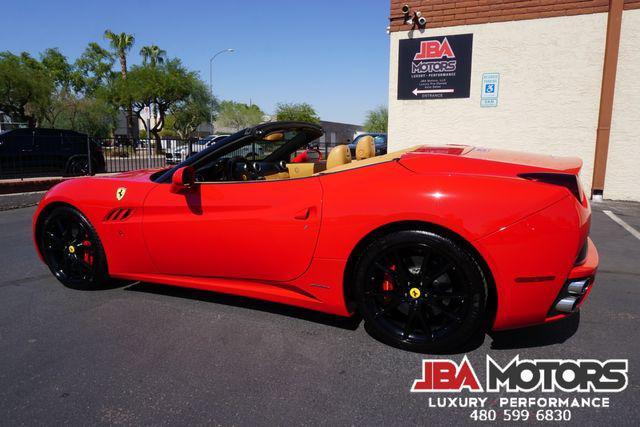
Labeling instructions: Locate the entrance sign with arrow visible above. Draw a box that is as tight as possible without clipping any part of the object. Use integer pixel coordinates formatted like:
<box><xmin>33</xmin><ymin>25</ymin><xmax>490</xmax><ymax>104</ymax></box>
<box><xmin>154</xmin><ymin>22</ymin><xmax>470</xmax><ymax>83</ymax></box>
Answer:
<box><xmin>412</xmin><ymin>88</ymin><xmax>454</xmax><ymax>96</ymax></box>
<box><xmin>397</xmin><ymin>34</ymin><xmax>473</xmax><ymax>100</ymax></box>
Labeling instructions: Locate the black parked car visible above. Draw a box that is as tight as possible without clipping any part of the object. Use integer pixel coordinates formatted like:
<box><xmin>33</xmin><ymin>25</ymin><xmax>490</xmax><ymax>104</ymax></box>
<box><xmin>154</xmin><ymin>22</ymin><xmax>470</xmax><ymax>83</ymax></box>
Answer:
<box><xmin>0</xmin><ymin>128</ymin><xmax>106</xmax><ymax>178</ymax></box>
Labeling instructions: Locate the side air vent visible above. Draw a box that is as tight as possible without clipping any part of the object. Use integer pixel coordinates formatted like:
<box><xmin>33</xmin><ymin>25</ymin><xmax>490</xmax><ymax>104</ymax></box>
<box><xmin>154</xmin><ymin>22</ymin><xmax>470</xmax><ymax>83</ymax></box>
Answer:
<box><xmin>104</xmin><ymin>208</ymin><xmax>134</xmax><ymax>222</ymax></box>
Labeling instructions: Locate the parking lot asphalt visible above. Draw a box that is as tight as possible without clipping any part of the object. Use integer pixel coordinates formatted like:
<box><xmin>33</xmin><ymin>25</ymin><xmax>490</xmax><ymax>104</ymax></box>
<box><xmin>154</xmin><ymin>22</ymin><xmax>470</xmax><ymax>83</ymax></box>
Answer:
<box><xmin>1</xmin><ymin>199</ymin><xmax>639</xmax><ymax>425</ymax></box>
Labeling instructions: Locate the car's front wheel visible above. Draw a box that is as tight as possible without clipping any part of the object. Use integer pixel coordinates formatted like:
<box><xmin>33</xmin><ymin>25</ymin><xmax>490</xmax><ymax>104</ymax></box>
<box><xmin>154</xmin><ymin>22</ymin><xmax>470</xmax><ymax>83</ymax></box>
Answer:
<box><xmin>39</xmin><ymin>206</ymin><xmax>110</xmax><ymax>290</ymax></box>
<box><xmin>354</xmin><ymin>230</ymin><xmax>487</xmax><ymax>353</ymax></box>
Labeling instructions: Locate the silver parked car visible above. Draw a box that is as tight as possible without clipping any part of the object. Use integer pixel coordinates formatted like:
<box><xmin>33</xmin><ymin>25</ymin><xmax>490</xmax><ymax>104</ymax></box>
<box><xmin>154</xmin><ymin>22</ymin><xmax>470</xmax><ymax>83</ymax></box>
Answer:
<box><xmin>166</xmin><ymin>135</ymin><xmax>230</xmax><ymax>165</ymax></box>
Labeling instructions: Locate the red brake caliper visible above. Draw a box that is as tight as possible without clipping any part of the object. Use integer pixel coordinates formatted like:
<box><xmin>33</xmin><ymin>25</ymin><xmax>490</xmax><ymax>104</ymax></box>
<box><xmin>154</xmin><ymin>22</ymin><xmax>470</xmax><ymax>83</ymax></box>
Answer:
<box><xmin>82</xmin><ymin>240</ymin><xmax>93</xmax><ymax>266</ymax></box>
<box><xmin>382</xmin><ymin>265</ymin><xmax>396</xmax><ymax>301</ymax></box>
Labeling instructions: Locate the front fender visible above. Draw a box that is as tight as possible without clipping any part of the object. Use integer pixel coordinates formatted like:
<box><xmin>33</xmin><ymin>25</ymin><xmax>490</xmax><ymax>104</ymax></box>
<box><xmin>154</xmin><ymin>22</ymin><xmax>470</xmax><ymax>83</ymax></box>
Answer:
<box><xmin>32</xmin><ymin>176</ymin><xmax>158</xmax><ymax>275</ymax></box>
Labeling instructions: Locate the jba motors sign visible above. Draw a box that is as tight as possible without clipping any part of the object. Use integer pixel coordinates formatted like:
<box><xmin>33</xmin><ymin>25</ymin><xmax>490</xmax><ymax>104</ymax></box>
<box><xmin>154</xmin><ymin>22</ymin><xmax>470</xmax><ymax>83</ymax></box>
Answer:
<box><xmin>411</xmin><ymin>356</ymin><xmax>628</xmax><ymax>393</ymax></box>
<box><xmin>397</xmin><ymin>34</ymin><xmax>473</xmax><ymax>100</ymax></box>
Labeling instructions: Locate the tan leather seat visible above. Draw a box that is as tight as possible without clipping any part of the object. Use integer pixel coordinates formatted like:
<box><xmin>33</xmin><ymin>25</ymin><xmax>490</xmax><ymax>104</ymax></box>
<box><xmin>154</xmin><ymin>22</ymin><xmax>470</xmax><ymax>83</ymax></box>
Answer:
<box><xmin>326</xmin><ymin>145</ymin><xmax>352</xmax><ymax>169</ymax></box>
<box><xmin>355</xmin><ymin>135</ymin><xmax>376</xmax><ymax>160</ymax></box>
<box><xmin>286</xmin><ymin>163</ymin><xmax>315</xmax><ymax>178</ymax></box>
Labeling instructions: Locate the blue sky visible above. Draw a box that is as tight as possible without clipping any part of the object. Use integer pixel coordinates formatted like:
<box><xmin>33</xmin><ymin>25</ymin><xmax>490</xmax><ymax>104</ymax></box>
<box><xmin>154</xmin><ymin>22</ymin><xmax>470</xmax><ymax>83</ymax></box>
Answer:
<box><xmin>0</xmin><ymin>0</ymin><xmax>390</xmax><ymax>125</ymax></box>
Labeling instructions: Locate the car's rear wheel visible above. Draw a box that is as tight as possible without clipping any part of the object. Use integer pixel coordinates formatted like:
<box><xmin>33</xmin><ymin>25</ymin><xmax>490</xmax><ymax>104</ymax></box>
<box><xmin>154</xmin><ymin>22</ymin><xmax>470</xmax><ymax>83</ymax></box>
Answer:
<box><xmin>40</xmin><ymin>206</ymin><xmax>110</xmax><ymax>290</ymax></box>
<box><xmin>354</xmin><ymin>230</ymin><xmax>487</xmax><ymax>353</ymax></box>
<box><xmin>66</xmin><ymin>157</ymin><xmax>90</xmax><ymax>176</ymax></box>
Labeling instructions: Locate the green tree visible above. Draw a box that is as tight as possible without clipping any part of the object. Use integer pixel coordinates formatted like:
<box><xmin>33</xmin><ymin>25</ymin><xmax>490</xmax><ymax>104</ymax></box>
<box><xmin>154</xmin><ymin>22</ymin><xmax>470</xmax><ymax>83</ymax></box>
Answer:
<box><xmin>42</xmin><ymin>93</ymin><xmax>116</xmax><ymax>138</ymax></box>
<box><xmin>31</xmin><ymin>46</ymin><xmax>117</xmax><ymax>136</ymax></box>
<box><xmin>39</xmin><ymin>48</ymin><xmax>75</xmax><ymax>127</ymax></box>
<box><xmin>158</xmin><ymin>114</ymin><xmax>178</xmax><ymax>138</ymax></box>
<box><xmin>171</xmin><ymin>80</ymin><xmax>216</xmax><ymax>139</ymax></box>
<box><xmin>72</xmin><ymin>96</ymin><xmax>118</xmax><ymax>137</ymax></box>
<box><xmin>74</xmin><ymin>42</ymin><xmax>115</xmax><ymax>95</ymax></box>
<box><xmin>217</xmin><ymin>101</ymin><xmax>264</xmax><ymax>131</ymax></box>
<box><xmin>140</xmin><ymin>45</ymin><xmax>166</xmax><ymax>68</ymax></box>
<box><xmin>104</xmin><ymin>30</ymin><xmax>135</xmax><ymax>78</ymax></box>
<box><xmin>38</xmin><ymin>88</ymin><xmax>78</xmax><ymax>129</ymax></box>
<box><xmin>274</xmin><ymin>102</ymin><xmax>320</xmax><ymax>123</ymax></box>
<box><xmin>41</xmin><ymin>48</ymin><xmax>73</xmax><ymax>90</ymax></box>
<box><xmin>109</xmin><ymin>59</ymin><xmax>208</xmax><ymax>152</ymax></box>
<box><xmin>0</xmin><ymin>51</ymin><xmax>53</xmax><ymax>127</ymax></box>
<box><xmin>363</xmin><ymin>106</ymin><xmax>388</xmax><ymax>133</ymax></box>
<box><xmin>104</xmin><ymin>30</ymin><xmax>135</xmax><ymax>136</ymax></box>
<box><xmin>140</xmin><ymin>45</ymin><xmax>167</xmax><ymax>125</ymax></box>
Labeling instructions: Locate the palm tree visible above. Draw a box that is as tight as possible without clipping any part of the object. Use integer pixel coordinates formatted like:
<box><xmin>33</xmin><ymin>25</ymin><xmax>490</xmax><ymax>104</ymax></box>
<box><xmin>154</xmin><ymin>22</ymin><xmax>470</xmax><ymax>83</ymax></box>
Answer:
<box><xmin>104</xmin><ymin>30</ymin><xmax>135</xmax><ymax>137</ymax></box>
<box><xmin>140</xmin><ymin>45</ymin><xmax>166</xmax><ymax>68</ymax></box>
<box><xmin>139</xmin><ymin>45</ymin><xmax>167</xmax><ymax>129</ymax></box>
<box><xmin>104</xmin><ymin>30</ymin><xmax>135</xmax><ymax>78</ymax></box>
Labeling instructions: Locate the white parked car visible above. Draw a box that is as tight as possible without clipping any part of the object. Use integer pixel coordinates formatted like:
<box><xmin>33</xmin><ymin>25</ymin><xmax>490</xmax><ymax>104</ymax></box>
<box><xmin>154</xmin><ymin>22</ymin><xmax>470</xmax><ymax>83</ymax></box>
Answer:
<box><xmin>166</xmin><ymin>135</ymin><xmax>229</xmax><ymax>164</ymax></box>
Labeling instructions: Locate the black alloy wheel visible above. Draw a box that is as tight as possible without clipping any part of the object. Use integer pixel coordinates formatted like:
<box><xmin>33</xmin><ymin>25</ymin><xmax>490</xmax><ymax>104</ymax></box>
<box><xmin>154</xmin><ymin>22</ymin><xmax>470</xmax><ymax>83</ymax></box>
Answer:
<box><xmin>355</xmin><ymin>230</ymin><xmax>487</xmax><ymax>353</ymax></box>
<box><xmin>67</xmin><ymin>157</ymin><xmax>90</xmax><ymax>176</ymax></box>
<box><xmin>40</xmin><ymin>206</ymin><xmax>109</xmax><ymax>290</ymax></box>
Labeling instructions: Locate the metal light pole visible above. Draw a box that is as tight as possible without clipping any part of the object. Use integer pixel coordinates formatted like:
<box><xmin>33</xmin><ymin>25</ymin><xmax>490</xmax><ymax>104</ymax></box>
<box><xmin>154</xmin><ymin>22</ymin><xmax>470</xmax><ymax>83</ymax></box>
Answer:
<box><xmin>209</xmin><ymin>48</ymin><xmax>235</xmax><ymax>134</ymax></box>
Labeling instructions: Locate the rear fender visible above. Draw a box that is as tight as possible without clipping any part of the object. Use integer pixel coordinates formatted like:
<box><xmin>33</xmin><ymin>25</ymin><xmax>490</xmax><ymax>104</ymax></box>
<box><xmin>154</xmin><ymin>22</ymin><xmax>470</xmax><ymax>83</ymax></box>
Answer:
<box><xmin>475</xmin><ymin>195</ymin><xmax>588</xmax><ymax>330</ymax></box>
<box><xmin>315</xmin><ymin>162</ymin><xmax>569</xmax><ymax>260</ymax></box>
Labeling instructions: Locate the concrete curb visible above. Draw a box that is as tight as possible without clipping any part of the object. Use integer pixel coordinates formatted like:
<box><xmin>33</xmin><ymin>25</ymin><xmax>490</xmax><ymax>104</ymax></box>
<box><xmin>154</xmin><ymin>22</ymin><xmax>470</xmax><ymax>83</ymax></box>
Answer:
<box><xmin>0</xmin><ymin>191</ymin><xmax>46</xmax><ymax>211</ymax></box>
<box><xmin>0</xmin><ymin>178</ymin><xmax>66</xmax><ymax>195</ymax></box>
<box><xmin>0</xmin><ymin>173</ymin><xmax>122</xmax><ymax>195</ymax></box>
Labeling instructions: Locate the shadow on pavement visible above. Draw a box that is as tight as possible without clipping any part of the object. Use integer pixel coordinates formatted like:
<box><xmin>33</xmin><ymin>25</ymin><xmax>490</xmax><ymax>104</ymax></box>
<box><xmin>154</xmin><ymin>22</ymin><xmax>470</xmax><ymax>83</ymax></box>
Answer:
<box><xmin>362</xmin><ymin>313</ymin><xmax>580</xmax><ymax>355</ymax></box>
<box><xmin>124</xmin><ymin>281</ymin><xmax>362</xmax><ymax>331</ymax></box>
<box><xmin>124</xmin><ymin>282</ymin><xmax>580</xmax><ymax>353</ymax></box>
<box><xmin>488</xmin><ymin>312</ymin><xmax>580</xmax><ymax>350</ymax></box>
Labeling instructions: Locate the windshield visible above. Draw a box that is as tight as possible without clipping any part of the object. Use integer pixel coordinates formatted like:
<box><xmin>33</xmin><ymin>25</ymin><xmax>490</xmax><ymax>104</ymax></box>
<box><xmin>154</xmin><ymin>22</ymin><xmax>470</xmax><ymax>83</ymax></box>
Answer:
<box><xmin>224</xmin><ymin>130</ymin><xmax>302</xmax><ymax>162</ymax></box>
<box><xmin>154</xmin><ymin>122</ymin><xmax>323</xmax><ymax>183</ymax></box>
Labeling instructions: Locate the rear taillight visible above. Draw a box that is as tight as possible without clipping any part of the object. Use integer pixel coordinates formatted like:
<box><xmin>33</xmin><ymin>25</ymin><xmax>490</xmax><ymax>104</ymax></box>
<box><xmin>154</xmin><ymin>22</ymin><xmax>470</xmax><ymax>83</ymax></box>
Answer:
<box><xmin>519</xmin><ymin>172</ymin><xmax>583</xmax><ymax>202</ymax></box>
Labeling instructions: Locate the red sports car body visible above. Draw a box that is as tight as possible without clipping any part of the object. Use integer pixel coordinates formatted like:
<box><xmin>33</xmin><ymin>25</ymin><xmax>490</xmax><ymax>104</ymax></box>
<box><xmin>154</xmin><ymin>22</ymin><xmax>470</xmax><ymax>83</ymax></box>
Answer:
<box><xmin>33</xmin><ymin>122</ymin><xmax>598</xmax><ymax>352</ymax></box>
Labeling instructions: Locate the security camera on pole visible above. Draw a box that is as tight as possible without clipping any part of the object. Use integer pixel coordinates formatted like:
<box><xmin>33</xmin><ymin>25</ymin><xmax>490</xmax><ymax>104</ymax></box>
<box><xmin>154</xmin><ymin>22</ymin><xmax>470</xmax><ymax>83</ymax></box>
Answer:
<box><xmin>141</xmin><ymin>106</ymin><xmax>152</xmax><ymax>168</ymax></box>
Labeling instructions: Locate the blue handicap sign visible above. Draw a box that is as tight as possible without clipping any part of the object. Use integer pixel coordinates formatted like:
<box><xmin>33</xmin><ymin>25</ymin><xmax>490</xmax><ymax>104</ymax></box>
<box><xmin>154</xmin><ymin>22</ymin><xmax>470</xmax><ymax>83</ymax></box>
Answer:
<box><xmin>481</xmin><ymin>73</ymin><xmax>499</xmax><ymax>107</ymax></box>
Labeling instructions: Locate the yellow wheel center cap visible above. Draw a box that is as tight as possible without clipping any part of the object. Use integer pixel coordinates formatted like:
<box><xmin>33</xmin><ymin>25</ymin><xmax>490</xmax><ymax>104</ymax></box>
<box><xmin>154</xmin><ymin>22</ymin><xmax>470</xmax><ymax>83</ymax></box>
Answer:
<box><xmin>68</xmin><ymin>246</ymin><xmax>76</xmax><ymax>254</ymax></box>
<box><xmin>409</xmin><ymin>288</ymin><xmax>421</xmax><ymax>299</ymax></box>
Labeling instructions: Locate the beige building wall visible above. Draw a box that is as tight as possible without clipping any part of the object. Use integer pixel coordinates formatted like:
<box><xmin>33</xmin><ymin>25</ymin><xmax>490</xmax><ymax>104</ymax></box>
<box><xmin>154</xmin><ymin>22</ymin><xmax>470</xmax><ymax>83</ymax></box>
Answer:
<box><xmin>606</xmin><ymin>8</ymin><xmax>640</xmax><ymax>201</ymax></box>
<box><xmin>388</xmin><ymin>13</ymin><xmax>611</xmax><ymax>198</ymax></box>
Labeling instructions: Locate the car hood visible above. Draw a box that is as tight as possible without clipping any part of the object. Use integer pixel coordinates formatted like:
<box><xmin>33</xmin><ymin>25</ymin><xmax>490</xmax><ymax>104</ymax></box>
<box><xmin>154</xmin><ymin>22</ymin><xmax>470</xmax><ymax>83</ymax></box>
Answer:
<box><xmin>97</xmin><ymin>169</ymin><xmax>164</xmax><ymax>182</ymax></box>
<box><xmin>35</xmin><ymin>169</ymin><xmax>162</xmax><ymax>227</ymax></box>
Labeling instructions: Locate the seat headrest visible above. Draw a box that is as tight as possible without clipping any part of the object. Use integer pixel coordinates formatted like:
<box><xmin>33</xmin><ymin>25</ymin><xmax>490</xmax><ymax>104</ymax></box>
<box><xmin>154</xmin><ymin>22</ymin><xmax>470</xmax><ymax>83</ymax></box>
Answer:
<box><xmin>326</xmin><ymin>145</ymin><xmax>352</xmax><ymax>169</ymax></box>
<box><xmin>356</xmin><ymin>136</ymin><xmax>376</xmax><ymax>160</ymax></box>
<box><xmin>286</xmin><ymin>163</ymin><xmax>315</xmax><ymax>178</ymax></box>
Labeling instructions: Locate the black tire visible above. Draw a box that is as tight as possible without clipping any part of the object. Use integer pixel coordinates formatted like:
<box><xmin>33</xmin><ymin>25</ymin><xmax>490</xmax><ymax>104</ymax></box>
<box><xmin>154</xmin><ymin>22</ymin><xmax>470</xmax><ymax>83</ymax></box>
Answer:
<box><xmin>66</xmin><ymin>157</ymin><xmax>90</xmax><ymax>176</ymax></box>
<box><xmin>354</xmin><ymin>230</ymin><xmax>487</xmax><ymax>353</ymax></box>
<box><xmin>39</xmin><ymin>206</ymin><xmax>110</xmax><ymax>290</ymax></box>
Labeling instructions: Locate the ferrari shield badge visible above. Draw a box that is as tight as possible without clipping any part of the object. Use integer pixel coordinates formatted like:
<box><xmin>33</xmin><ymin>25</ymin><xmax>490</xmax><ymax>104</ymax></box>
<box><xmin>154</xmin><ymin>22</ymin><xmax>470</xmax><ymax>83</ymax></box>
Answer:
<box><xmin>116</xmin><ymin>187</ymin><xmax>127</xmax><ymax>201</ymax></box>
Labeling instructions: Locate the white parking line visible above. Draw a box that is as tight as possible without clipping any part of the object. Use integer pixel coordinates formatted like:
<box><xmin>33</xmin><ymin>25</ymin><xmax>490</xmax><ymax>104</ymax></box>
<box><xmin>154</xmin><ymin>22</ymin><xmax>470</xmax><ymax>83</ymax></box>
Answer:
<box><xmin>603</xmin><ymin>210</ymin><xmax>640</xmax><ymax>241</ymax></box>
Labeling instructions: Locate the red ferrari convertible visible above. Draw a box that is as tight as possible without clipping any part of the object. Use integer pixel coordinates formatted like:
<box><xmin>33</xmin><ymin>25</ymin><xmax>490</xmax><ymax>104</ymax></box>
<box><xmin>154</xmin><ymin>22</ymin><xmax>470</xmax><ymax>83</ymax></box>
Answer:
<box><xmin>33</xmin><ymin>122</ymin><xmax>598</xmax><ymax>352</ymax></box>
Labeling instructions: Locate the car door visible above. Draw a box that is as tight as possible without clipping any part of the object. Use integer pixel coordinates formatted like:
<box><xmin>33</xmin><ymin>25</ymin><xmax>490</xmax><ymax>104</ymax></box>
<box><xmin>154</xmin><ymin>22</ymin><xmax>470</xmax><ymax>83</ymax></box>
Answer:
<box><xmin>142</xmin><ymin>177</ymin><xmax>323</xmax><ymax>282</ymax></box>
<box><xmin>0</xmin><ymin>132</ymin><xmax>13</xmax><ymax>176</ymax></box>
<box><xmin>60</xmin><ymin>131</ymin><xmax>77</xmax><ymax>167</ymax></box>
<box><xmin>34</xmin><ymin>129</ymin><xmax>62</xmax><ymax>173</ymax></box>
<box><xmin>0</xmin><ymin>129</ymin><xmax>34</xmax><ymax>175</ymax></box>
